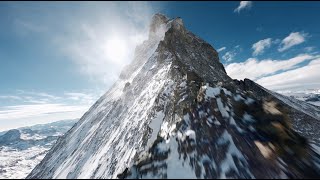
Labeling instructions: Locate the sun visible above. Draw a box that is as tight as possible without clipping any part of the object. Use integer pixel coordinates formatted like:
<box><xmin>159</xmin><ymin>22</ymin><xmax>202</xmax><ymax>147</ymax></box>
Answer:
<box><xmin>104</xmin><ymin>36</ymin><xmax>127</xmax><ymax>64</ymax></box>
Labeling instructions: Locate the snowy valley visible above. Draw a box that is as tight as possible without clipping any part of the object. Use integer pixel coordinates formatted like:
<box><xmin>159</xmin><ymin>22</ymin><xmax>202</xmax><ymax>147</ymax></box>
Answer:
<box><xmin>0</xmin><ymin>119</ymin><xmax>77</xmax><ymax>179</ymax></box>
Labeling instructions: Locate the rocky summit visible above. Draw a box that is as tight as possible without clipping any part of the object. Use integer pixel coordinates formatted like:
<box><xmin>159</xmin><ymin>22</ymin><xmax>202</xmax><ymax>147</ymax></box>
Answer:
<box><xmin>27</xmin><ymin>14</ymin><xmax>320</xmax><ymax>179</ymax></box>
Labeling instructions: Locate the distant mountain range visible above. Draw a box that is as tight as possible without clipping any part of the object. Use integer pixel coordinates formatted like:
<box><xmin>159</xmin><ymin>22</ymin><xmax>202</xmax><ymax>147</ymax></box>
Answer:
<box><xmin>277</xmin><ymin>89</ymin><xmax>320</xmax><ymax>107</ymax></box>
<box><xmin>0</xmin><ymin>119</ymin><xmax>77</xmax><ymax>179</ymax></box>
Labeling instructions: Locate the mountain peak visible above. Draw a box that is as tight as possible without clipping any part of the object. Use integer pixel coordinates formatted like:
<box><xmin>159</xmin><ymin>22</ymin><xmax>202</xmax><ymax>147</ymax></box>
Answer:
<box><xmin>27</xmin><ymin>14</ymin><xmax>320</xmax><ymax>179</ymax></box>
<box><xmin>149</xmin><ymin>13</ymin><xmax>186</xmax><ymax>39</ymax></box>
<box><xmin>149</xmin><ymin>13</ymin><xmax>169</xmax><ymax>38</ymax></box>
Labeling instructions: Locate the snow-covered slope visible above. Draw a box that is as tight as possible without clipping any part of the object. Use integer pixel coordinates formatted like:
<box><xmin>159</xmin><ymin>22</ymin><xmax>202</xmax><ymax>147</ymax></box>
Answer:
<box><xmin>0</xmin><ymin>119</ymin><xmax>77</xmax><ymax>179</ymax></box>
<box><xmin>28</xmin><ymin>14</ymin><xmax>320</xmax><ymax>179</ymax></box>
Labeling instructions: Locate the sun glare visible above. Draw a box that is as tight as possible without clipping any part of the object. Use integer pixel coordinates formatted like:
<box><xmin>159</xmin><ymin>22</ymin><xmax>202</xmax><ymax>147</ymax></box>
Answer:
<box><xmin>104</xmin><ymin>36</ymin><xmax>127</xmax><ymax>64</ymax></box>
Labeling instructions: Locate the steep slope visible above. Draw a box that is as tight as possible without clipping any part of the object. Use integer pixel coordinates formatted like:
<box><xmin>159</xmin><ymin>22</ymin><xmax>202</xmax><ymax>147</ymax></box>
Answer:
<box><xmin>27</xmin><ymin>14</ymin><xmax>320</xmax><ymax>179</ymax></box>
<box><xmin>234</xmin><ymin>79</ymin><xmax>320</xmax><ymax>146</ymax></box>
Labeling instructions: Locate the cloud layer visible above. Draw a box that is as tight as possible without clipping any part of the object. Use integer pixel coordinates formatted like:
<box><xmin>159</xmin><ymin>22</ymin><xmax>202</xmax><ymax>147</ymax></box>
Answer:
<box><xmin>225</xmin><ymin>54</ymin><xmax>315</xmax><ymax>81</ymax></box>
<box><xmin>0</xmin><ymin>104</ymin><xmax>87</xmax><ymax>120</ymax></box>
<box><xmin>0</xmin><ymin>90</ymin><xmax>104</xmax><ymax>131</ymax></box>
<box><xmin>256</xmin><ymin>58</ymin><xmax>320</xmax><ymax>91</ymax></box>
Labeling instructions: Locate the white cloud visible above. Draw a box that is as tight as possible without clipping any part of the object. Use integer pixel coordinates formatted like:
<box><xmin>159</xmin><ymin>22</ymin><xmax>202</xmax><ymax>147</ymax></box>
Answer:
<box><xmin>234</xmin><ymin>1</ymin><xmax>252</xmax><ymax>13</ymax></box>
<box><xmin>252</xmin><ymin>38</ymin><xmax>272</xmax><ymax>56</ymax></box>
<box><xmin>257</xmin><ymin>58</ymin><xmax>320</xmax><ymax>91</ymax></box>
<box><xmin>222</xmin><ymin>45</ymin><xmax>241</xmax><ymax>62</ymax></box>
<box><xmin>278</xmin><ymin>32</ymin><xmax>308</xmax><ymax>52</ymax></box>
<box><xmin>222</xmin><ymin>51</ymin><xmax>236</xmax><ymax>62</ymax></box>
<box><xmin>217</xmin><ymin>47</ymin><xmax>226</xmax><ymax>52</ymax></box>
<box><xmin>225</xmin><ymin>54</ymin><xmax>315</xmax><ymax>80</ymax></box>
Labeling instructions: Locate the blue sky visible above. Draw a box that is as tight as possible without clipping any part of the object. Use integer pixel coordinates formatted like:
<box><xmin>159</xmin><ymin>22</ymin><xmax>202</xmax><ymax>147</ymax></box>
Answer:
<box><xmin>1</xmin><ymin>1</ymin><xmax>320</xmax><ymax>131</ymax></box>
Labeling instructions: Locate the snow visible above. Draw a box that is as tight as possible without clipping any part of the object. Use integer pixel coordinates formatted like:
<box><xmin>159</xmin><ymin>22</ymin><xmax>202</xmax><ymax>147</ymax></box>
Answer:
<box><xmin>204</xmin><ymin>86</ymin><xmax>221</xmax><ymax>98</ymax></box>
<box><xmin>179</xmin><ymin>81</ymin><xmax>187</xmax><ymax>87</ymax></box>
<box><xmin>199</xmin><ymin>154</ymin><xmax>217</xmax><ymax>178</ymax></box>
<box><xmin>156</xmin><ymin>141</ymin><xmax>169</xmax><ymax>152</ymax></box>
<box><xmin>216</xmin><ymin>97</ymin><xmax>229</xmax><ymax>118</ymax></box>
<box><xmin>0</xmin><ymin>120</ymin><xmax>75</xmax><ymax>179</ymax></box>
<box><xmin>311</xmin><ymin>143</ymin><xmax>320</xmax><ymax>154</ymax></box>
<box><xmin>199</xmin><ymin>110</ymin><xmax>206</xmax><ymax>118</ymax></box>
<box><xmin>184</xmin><ymin>114</ymin><xmax>191</xmax><ymax>125</ymax></box>
<box><xmin>207</xmin><ymin>116</ymin><xmax>213</xmax><ymax>123</ymax></box>
<box><xmin>229</xmin><ymin>117</ymin><xmax>244</xmax><ymax>133</ymax></box>
<box><xmin>177</xmin><ymin>94</ymin><xmax>188</xmax><ymax>104</ymax></box>
<box><xmin>0</xmin><ymin>146</ymin><xmax>49</xmax><ymax>179</ymax></box>
<box><xmin>214</xmin><ymin>120</ymin><xmax>221</xmax><ymax>126</ymax></box>
<box><xmin>309</xmin><ymin>101</ymin><xmax>320</xmax><ymax>107</ymax></box>
<box><xmin>147</xmin><ymin>111</ymin><xmax>165</xmax><ymax>148</ymax></box>
<box><xmin>248</xmin><ymin>125</ymin><xmax>255</xmax><ymax>132</ymax></box>
<box><xmin>165</xmin><ymin>138</ymin><xmax>198</xmax><ymax>179</ymax></box>
<box><xmin>222</xmin><ymin>88</ymin><xmax>232</xmax><ymax>96</ymax></box>
<box><xmin>185</xmin><ymin>130</ymin><xmax>196</xmax><ymax>140</ymax></box>
<box><xmin>20</xmin><ymin>134</ymin><xmax>46</xmax><ymax>140</ymax></box>
<box><xmin>177</xmin><ymin>129</ymin><xmax>196</xmax><ymax>142</ymax></box>
<box><xmin>160</xmin><ymin>122</ymin><xmax>170</xmax><ymax>139</ymax></box>
<box><xmin>217</xmin><ymin>130</ymin><xmax>253</xmax><ymax>178</ymax></box>
<box><xmin>234</xmin><ymin>94</ymin><xmax>245</xmax><ymax>101</ymax></box>
<box><xmin>206</xmin><ymin>121</ymin><xmax>212</xmax><ymax>127</ymax></box>
<box><xmin>245</xmin><ymin>97</ymin><xmax>254</xmax><ymax>105</ymax></box>
<box><xmin>242</xmin><ymin>112</ymin><xmax>255</xmax><ymax>123</ymax></box>
<box><xmin>30</xmin><ymin>44</ymin><xmax>174</xmax><ymax>178</ymax></box>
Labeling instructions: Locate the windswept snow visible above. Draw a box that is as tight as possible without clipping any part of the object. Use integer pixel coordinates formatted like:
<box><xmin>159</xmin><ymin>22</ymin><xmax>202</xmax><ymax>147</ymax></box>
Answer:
<box><xmin>217</xmin><ymin>130</ymin><xmax>253</xmax><ymax>179</ymax></box>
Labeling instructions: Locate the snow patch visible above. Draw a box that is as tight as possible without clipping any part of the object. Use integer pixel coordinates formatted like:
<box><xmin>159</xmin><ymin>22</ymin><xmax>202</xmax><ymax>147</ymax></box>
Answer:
<box><xmin>216</xmin><ymin>98</ymin><xmax>229</xmax><ymax>118</ymax></box>
<box><xmin>234</xmin><ymin>94</ymin><xmax>245</xmax><ymax>101</ymax></box>
<box><xmin>185</xmin><ymin>130</ymin><xmax>196</xmax><ymax>140</ymax></box>
<box><xmin>245</xmin><ymin>97</ymin><xmax>254</xmax><ymax>105</ymax></box>
<box><xmin>242</xmin><ymin>112</ymin><xmax>255</xmax><ymax>123</ymax></box>
<box><xmin>217</xmin><ymin>130</ymin><xmax>253</xmax><ymax>178</ymax></box>
<box><xmin>147</xmin><ymin>111</ymin><xmax>165</xmax><ymax>148</ymax></box>
<box><xmin>205</xmin><ymin>87</ymin><xmax>221</xmax><ymax>98</ymax></box>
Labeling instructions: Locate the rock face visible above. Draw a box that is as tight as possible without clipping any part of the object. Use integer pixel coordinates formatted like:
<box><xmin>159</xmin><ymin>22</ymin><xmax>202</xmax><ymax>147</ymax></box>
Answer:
<box><xmin>27</xmin><ymin>14</ymin><xmax>320</xmax><ymax>179</ymax></box>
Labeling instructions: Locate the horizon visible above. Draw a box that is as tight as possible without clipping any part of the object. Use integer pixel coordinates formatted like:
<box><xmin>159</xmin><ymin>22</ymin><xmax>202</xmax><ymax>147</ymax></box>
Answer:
<box><xmin>1</xmin><ymin>1</ymin><xmax>320</xmax><ymax>131</ymax></box>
